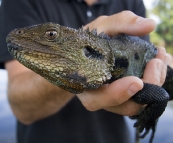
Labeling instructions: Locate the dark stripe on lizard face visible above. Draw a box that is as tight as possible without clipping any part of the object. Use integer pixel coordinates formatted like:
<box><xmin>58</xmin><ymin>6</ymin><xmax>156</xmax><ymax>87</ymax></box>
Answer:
<box><xmin>114</xmin><ymin>57</ymin><xmax>129</xmax><ymax>69</ymax></box>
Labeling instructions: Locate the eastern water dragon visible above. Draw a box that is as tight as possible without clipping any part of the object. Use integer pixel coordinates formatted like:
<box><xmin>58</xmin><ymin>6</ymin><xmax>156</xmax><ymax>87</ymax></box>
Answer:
<box><xmin>6</xmin><ymin>23</ymin><xmax>173</xmax><ymax>143</ymax></box>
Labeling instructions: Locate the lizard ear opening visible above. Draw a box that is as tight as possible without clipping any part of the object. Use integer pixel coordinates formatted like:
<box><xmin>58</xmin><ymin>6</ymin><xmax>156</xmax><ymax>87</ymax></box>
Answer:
<box><xmin>83</xmin><ymin>45</ymin><xmax>104</xmax><ymax>60</ymax></box>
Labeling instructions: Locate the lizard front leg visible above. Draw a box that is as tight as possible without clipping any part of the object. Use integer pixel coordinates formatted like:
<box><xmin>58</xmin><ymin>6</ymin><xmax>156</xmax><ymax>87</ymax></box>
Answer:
<box><xmin>130</xmin><ymin>83</ymin><xmax>170</xmax><ymax>143</ymax></box>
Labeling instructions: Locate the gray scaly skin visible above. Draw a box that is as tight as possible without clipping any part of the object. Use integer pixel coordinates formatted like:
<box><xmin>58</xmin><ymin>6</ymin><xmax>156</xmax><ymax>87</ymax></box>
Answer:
<box><xmin>6</xmin><ymin>23</ymin><xmax>173</xmax><ymax>143</ymax></box>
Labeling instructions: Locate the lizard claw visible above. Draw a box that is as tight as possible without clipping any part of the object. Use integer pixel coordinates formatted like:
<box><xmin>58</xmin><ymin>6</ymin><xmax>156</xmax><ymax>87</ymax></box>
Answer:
<box><xmin>130</xmin><ymin>83</ymin><xmax>170</xmax><ymax>143</ymax></box>
<box><xmin>130</xmin><ymin>113</ymin><xmax>158</xmax><ymax>143</ymax></box>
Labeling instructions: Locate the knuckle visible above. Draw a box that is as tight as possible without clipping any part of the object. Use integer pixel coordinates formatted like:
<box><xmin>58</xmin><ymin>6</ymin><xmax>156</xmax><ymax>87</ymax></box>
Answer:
<box><xmin>95</xmin><ymin>15</ymin><xmax>108</xmax><ymax>23</ymax></box>
<box><xmin>120</xmin><ymin>100</ymin><xmax>142</xmax><ymax>116</ymax></box>
<box><xmin>165</xmin><ymin>53</ymin><xmax>171</xmax><ymax>65</ymax></box>
<box><xmin>156</xmin><ymin>58</ymin><xmax>163</xmax><ymax>65</ymax></box>
<box><xmin>160</xmin><ymin>67</ymin><xmax>167</xmax><ymax>86</ymax></box>
<box><xmin>90</xmin><ymin>15</ymin><xmax>108</xmax><ymax>33</ymax></box>
<box><xmin>81</xmin><ymin>101</ymin><xmax>98</xmax><ymax>112</ymax></box>
<box><xmin>109</xmin><ymin>96</ymin><xmax>122</xmax><ymax>106</ymax></box>
<box><xmin>124</xmin><ymin>106</ymin><xmax>140</xmax><ymax>116</ymax></box>
<box><xmin>77</xmin><ymin>93</ymin><xmax>99</xmax><ymax>111</ymax></box>
<box><xmin>158</xmin><ymin>47</ymin><xmax>166</xmax><ymax>53</ymax></box>
<box><xmin>119</xmin><ymin>11</ymin><xmax>135</xmax><ymax>17</ymax></box>
<box><xmin>124</xmin><ymin>107</ymin><xmax>138</xmax><ymax>116</ymax></box>
<box><xmin>152</xmin><ymin>58</ymin><xmax>166</xmax><ymax>86</ymax></box>
<box><xmin>155</xmin><ymin>59</ymin><xmax>163</xmax><ymax>84</ymax></box>
<box><xmin>98</xmin><ymin>15</ymin><xmax>108</xmax><ymax>19</ymax></box>
<box><xmin>161</xmin><ymin>48</ymin><xmax>166</xmax><ymax>55</ymax></box>
<box><xmin>126</xmin><ymin>111</ymin><xmax>136</xmax><ymax>116</ymax></box>
<box><xmin>116</xmin><ymin>11</ymin><xmax>136</xmax><ymax>23</ymax></box>
<box><xmin>107</xmin><ymin>90</ymin><xmax>122</xmax><ymax>106</ymax></box>
<box><xmin>160</xmin><ymin>76</ymin><xmax>166</xmax><ymax>86</ymax></box>
<box><xmin>151</xmin><ymin>58</ymin><xmax>163</xmax><ymax>70</ymax></box>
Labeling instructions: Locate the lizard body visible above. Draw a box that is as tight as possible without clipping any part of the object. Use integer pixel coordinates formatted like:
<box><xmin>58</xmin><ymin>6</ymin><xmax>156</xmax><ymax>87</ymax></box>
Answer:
<box><xmin>6</xmin><ymin>23</ymin><xmax>173</xmax><ymax>143</ymax></box>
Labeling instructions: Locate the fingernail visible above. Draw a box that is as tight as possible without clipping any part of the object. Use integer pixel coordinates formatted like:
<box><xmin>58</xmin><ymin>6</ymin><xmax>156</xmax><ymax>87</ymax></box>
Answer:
<box><xmin>136</xmin><ymin>17</ymin><xmax>153</xmax><ymax>26</ymax></box>
<box><xmin>128</xmin><ymin>83</ymin><xmax>140</xmax><ymax>96</ymax></box>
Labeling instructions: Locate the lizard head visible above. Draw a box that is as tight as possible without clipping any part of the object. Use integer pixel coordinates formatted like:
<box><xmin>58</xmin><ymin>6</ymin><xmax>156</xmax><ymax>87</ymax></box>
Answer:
<box><xmin>6</xmin><ymin>23</ymin><xmax>114</xmax><ymax>94</ymax></box>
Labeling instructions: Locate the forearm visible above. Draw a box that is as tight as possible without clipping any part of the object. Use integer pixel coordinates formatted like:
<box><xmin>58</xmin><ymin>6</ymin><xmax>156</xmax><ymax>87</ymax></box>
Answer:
<box><xmin>6</xmin><ymin>61</ymin><xmax>74</xmax><ymax>124</ymax></box>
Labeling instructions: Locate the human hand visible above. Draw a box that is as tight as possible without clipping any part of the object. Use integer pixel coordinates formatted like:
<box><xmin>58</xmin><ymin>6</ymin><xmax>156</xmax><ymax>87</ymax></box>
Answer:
<box><xmin>77</xmin><ymin>11</ymin><xmax>170</xmax><ymax>116</ymax></box>
<box><xmin>167</xmin><ymin>53</ymin><xmax>173</xmax><ymax>68</ymax></box>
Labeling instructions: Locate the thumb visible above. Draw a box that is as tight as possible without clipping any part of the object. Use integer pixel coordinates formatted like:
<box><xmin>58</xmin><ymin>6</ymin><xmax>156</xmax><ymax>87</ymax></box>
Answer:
<box><xmin>76</xmin><ymin>76</ymin><xmax>143</xmax><ymax>111</ymax></box>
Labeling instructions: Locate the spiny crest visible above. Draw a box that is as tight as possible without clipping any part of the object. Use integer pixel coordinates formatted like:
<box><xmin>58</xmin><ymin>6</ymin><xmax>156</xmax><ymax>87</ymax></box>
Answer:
<box><xmin>78</xmin><ymin>26</ymin><xmax>110</xmax><ymax>40</ymax></box>
<box><xmin>98</xmin><ymin>32</ymin><xmax>110</xmax><ymax>39</ymax></box>
<box><xmin>65</xmin><ymin>26</ymin><xmax>78</xmax><ymax>33</ymax></box>
<box><xmin>91</xmin><ymin>28</ymin><xmax>97</xmax><ymax>35</ymax></box>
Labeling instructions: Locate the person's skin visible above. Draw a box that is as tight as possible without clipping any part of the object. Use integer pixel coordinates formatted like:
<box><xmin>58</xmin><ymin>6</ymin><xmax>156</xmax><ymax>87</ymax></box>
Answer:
<box><xmin>77</xmin><ymin>11</ymin><xmax>171</xmax><ymax>113</ymax></box>
<box><xmin>84</xmin><ymin>0</ymin><xmax>97</xmax><ymax>5</ymax></box>
<box><xmin>5</xmin><ymin>11</ymin><xmax>170</xmax><ymax>125</ymax></box>
<box><xmin>169</xmin><ymin>55</ymin><xmax>173</xmax><ymax>68</ymax></box>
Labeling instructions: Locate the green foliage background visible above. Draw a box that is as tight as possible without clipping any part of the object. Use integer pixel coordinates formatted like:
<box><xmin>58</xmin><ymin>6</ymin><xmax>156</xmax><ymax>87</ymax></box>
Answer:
<box><xmin>148</xmin><ymin>0</ymin><xmax>173</xmax><ymax>55</ymax></box>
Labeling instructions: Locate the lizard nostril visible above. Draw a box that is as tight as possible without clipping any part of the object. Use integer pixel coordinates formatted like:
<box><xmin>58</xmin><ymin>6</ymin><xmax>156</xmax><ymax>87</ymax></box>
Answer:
<box><xmin>16</xmin><ymin>30</ymin><xmax>25</xmax><ymax>35</ymax></box>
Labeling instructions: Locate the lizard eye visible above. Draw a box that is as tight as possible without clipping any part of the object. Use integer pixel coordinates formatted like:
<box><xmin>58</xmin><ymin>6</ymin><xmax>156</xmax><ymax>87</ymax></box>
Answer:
<box><xmin>83</xmin><ymin>45</ymin><xmax>104</xmax><ymax>60</ymax></box>
<box><xmin>45</xmin><ymin>31</ymin><xmax>58</xmax><ymax>40</ymax></box>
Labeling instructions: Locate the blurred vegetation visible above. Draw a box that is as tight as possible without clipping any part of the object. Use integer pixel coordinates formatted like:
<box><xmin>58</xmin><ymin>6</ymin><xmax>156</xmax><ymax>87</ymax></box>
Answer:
<box><xmin>147</xmin><ymin>0</ymin><xmax>173</xmax><ymax>55</ymax></box>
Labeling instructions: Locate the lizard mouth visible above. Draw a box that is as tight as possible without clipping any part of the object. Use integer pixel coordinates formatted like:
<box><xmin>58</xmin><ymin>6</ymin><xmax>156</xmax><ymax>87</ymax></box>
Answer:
<box><xmin>7</xmin><ymin>42</ymin><xmax>23</xmax><ymax>50</ymax></box>
<box><xmin>7</xmin><ymin>42</ymin><xmax>24</xmax><ymax>59</ymax></box>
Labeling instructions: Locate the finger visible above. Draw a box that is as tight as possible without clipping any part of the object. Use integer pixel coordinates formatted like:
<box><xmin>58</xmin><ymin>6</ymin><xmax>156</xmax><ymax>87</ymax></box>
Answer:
<box><xmin>77</xmin><ymin>76</ymin><xmax>143</xmax><ymax>111</ymax></box>
<box><xmin>106</xmin><ymin>11</ymin><xmax>156</xmax><ymax>36</ymax></box>
<box><xmin>142</xmin><ymin>47</ymin><xmax>170</xmax><ymax>86</ymax></box>
<box><xmin>84</xmin><ymin>15</ymin><xmax>108</xmax><ymax>32</ymax></box>
<box><xmin>156</xmin><ymin>47</ymin><xmax>170</xmax><ymax>66</ymax></box>
<box><xmin>142</xmin><ymin>59</ymin><xmax>165</xmax><ymax>86</ymax></box>
<box><xmin>105</xmin><ymin>99</ymin><xmax>143</xmax><ymax>116</ymax></box>
<box><xmin>84</xmin><ymin>11</ymin><xmax>156</xmax><ymax>36</ymax></box>
<box><xmin>167</xmin><ymin>53</ymin><xmax>173</xmax><ymax>68</ymax></box>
